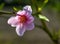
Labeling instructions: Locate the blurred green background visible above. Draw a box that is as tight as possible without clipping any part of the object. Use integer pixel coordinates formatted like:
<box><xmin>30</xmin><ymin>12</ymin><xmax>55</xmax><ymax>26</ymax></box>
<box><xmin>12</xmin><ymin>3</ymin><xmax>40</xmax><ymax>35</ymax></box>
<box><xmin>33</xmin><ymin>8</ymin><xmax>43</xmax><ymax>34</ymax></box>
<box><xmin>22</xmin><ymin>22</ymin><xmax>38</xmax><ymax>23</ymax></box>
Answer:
<box><xmin>0</xmin><ymin>0</ymin><xmax>60</xmax><ymax>44</ymax></box>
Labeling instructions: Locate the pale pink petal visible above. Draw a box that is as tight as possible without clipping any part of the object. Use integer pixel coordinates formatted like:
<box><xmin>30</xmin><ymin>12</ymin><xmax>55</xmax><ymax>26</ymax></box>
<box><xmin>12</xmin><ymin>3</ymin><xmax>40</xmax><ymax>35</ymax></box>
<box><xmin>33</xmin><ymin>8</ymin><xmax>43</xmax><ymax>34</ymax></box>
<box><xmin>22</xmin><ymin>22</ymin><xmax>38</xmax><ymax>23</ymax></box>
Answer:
<box><xmin>26</xmin><ymin>16</ymin><xmax>34</xmax><ymax>24</ymax></box>
<box><xmin>25</xmin><ymin>23</ymin><xmax>34</xmax><ymax>30</ymax></box>
<box><xmin>24</xmin><ymin>11</ymin><xmax>31</xmax><ymax>17</ymax></box>
<box><xmin>7</xmin><ymin>16</ymin><xmax>18</xmax><ymax>27</ymax></box>
<box><xmin>23</xmin><ymin>5</ymin><xmax>32</xmax><ymax>13</ymax></box>
<box><xmin>16</xmin><ymin>24</ymin><xmax>26</xmax><ymax>36</ymax></box>
<box><xmin>17</xmin><ymin>10</ymin><xmax>26</xmax><ymax>15</ymax></box>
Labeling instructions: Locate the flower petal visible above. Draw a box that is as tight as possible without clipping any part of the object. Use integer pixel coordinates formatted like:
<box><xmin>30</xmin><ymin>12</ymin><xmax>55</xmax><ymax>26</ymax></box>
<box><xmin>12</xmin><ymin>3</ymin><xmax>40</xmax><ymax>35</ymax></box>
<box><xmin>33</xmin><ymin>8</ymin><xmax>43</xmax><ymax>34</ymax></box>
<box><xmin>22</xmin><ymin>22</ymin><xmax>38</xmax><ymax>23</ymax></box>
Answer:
<box><xmin>16</xmin><ymin>24</ymin><xmax>26</xmax><ymax>36</ymax></box>
<box><xmin>7</xmin><ymin>16</ymin><xmax>18</xmax><ymax>27</ymax></box>
<box><xmin>25</xmin><ymin>23</ymin><xmax>34</xmax><ymax>30</ymax></box>
<box><xmin>17</xmin><ymin>10</ymin><xmax>32</xmax><ymax>18</ymax></box>
<box><xmin>17</xmin><ymin>10</ymin><xmax>26</xmax><ymax>15</ymax></box>
<box><xmin>26</xmin><ymin>16</ymin><xmax>34</xmax><ymax>24</ymax></box>
<box><xmin>23</xmin><ymin>5</ymin><xmax>32</xmax><ymax>14</ymax></box>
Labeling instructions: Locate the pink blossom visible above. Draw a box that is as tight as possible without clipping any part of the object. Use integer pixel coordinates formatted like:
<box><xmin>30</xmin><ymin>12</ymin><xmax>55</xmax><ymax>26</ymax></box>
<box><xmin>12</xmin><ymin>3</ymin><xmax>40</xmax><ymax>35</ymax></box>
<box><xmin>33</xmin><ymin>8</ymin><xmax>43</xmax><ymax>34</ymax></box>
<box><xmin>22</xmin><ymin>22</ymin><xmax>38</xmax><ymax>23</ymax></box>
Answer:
<box><xmin>7</xmin><ymin>5</ymin><xmax>34</xmax><ymax>36</ymax></box>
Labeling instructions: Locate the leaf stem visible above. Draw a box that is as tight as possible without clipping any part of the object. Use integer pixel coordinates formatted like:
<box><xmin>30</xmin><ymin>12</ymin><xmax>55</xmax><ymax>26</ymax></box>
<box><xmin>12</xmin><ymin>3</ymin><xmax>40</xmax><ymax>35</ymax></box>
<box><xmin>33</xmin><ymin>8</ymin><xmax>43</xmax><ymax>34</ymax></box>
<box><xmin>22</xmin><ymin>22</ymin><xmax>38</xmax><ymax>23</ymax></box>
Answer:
<box><xmin>33</xmin><ymin>0</ymin><xmax>58</xmax><ymax>44</ymax></box>
<box><xmin>0</xmin><ymin>10</ymin><xmax>14</xmax><ymax>15</ymax></box>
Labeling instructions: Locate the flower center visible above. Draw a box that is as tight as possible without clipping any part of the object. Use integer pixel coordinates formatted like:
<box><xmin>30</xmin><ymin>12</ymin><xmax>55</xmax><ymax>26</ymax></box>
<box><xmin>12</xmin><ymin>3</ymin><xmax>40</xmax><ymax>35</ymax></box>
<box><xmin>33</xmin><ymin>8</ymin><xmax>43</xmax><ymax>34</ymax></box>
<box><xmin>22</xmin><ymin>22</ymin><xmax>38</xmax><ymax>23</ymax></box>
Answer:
<box><xmin>19</xmin><ymin>15</ymin><xmax>27</xmax><ymax>23</ymax></box>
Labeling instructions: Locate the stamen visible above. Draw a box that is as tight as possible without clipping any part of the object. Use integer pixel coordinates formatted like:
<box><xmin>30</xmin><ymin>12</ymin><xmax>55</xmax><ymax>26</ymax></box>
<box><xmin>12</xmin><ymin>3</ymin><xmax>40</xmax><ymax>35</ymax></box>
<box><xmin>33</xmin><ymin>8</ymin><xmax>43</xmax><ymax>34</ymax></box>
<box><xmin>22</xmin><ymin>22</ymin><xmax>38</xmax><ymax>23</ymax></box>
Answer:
<box><xmin>19</xmin><ymin>15</ymin><xmax>27</xmax><ymax>23</ymax></box>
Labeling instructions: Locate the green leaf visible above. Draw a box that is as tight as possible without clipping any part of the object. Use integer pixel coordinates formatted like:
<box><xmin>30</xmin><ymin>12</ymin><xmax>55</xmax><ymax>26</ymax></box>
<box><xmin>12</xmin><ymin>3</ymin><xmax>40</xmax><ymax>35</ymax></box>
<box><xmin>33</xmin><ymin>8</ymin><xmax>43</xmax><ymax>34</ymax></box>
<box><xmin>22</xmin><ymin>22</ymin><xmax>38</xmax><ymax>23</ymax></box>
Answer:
<box><xmin>13</xmin><ymin>7</ymin><xmax>18</xmax><ymax>11</ymax></box>
<box><xmin>44</xmin><ymin>0</ymin><xmax>48</xmax><ymax>3</ymax></box>
<box><xmin>58</xmin><ymin>29</ymin><xmax>60</xmax><ymax>38</ymax></box>
<box><xmin>0</xmin><ymin>3</ymin><xmax>5</xmax><ymax>10</ymax></box>
<box><xmin>38</xmin><ymin>14</ymin><xmax>49</xmax><ymax>22</ymax></box>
